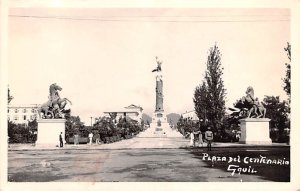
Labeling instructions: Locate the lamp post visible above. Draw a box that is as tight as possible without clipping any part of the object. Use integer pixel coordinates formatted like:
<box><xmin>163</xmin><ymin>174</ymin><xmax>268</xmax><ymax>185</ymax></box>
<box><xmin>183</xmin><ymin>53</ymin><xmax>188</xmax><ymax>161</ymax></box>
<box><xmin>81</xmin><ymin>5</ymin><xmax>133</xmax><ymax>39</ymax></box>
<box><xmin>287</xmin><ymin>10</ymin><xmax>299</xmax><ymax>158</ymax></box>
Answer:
<box><xmin>199</xmin><ymin>119</ymin><xmax>203</xmax><ymax>131</ymax></box>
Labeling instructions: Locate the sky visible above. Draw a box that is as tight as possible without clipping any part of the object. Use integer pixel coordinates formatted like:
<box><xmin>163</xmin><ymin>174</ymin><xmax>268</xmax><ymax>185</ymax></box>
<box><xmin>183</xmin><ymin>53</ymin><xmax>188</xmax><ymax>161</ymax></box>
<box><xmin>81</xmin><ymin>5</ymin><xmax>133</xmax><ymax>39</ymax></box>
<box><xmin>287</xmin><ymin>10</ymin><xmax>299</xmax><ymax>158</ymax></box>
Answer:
<box><xmin>8</xmin><ymin>8</ymin><xmax>290</xmax><ymax>124</ymax></box>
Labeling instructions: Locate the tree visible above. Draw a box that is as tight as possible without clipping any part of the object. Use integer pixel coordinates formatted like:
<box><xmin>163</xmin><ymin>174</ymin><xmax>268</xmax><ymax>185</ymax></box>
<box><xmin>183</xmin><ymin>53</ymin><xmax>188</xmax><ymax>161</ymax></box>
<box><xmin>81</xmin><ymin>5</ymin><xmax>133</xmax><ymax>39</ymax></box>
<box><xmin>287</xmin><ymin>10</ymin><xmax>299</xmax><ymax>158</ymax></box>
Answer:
<box><xmin>176</xmin><ymin>115</ymin><xmax>196</xmax><ymax>136</ymax></box>
<box><xmin>263</xmin><ymin>96</ymin><xmax>290</xmax><ymax>142</ymax></box>
<box><xmin>283</xmin><ymin>42</ymin><xmax>291</xmax><ymax>98</ymax></box>
<box><xmin>194</xmin><ymin>44</ymin><xmax>226</xmax><ymax>132</ymax></box>
<box><xmin>8</xmin><ymin>121</ymin><xmax>17</xmax><ymax>143</ymax></box>
<box><xmin>27</xmin><ymin>119</ymin><xmax>38</xmax><ymax>142</ymax></box>
<box><xmin>65</xmin><ymin>115</ymin><xmax>85</xmax><ymax>141</ymax></box>
<box><xmin>28</xmin><ymin>119</ymin><xmax>37</xmax><ymax>132</ymax></box>
<box><xmin>94</xmin><ymin>116</ymin><xmax>115</xmax><ymax>138</ymax></box>
<box><xmin>8</xmin><ymin>121</ymin><xmax>30</xmax><ymax>143</ymax></box>
<box><xmin>176</xmin><ymin>115</ymin><xmax>184</xmax><ymax>133</ymax></box>
<box><xmin>194</xmin><ymin>81</ymin><xmax>209</xmax><ymax>124</ymax></box>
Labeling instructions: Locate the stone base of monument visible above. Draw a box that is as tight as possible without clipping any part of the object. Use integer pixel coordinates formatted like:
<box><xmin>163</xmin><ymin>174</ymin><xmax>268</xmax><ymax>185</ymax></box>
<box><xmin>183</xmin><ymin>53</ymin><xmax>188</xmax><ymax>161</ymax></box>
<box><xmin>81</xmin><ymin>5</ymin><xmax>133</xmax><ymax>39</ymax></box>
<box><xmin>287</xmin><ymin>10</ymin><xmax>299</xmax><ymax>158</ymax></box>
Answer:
<box><xmin>36</xmin><ymin>119</ymin><xmax>66</xmax><ymax>147</ymax></box>
<box><xmin>138</xmin><ymin>112</ymin><xmax>183</xmax><ymax>138</ymax></box>
<box><xmin>239</xmin><ymin>118</ymin><xmax>272</xmax><ymax>145</ymax></box>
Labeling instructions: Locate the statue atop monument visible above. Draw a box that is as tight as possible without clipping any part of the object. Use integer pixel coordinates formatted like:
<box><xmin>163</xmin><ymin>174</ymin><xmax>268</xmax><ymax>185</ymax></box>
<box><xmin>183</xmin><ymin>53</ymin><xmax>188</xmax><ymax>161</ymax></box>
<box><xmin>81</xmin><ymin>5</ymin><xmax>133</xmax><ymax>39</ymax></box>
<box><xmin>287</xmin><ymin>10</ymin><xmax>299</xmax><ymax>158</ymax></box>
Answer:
<box><xmin>152</xmin><ymin>56</ymin><xmax>162</xmax><ymax>72</ymax></box>
<box><xmin>8</xmin><ymin>87</ymin><xmax>14</xmax><ymax>104</ymax></box>
<box><xmin>37</xmin><ymin>83</ymin><xmax>72</xmax><ymax>119</ymax></box>
<box><xmin>233</xmin><ymin>86</ymin><xmax>266</xmax><ymax>118</ymax></box>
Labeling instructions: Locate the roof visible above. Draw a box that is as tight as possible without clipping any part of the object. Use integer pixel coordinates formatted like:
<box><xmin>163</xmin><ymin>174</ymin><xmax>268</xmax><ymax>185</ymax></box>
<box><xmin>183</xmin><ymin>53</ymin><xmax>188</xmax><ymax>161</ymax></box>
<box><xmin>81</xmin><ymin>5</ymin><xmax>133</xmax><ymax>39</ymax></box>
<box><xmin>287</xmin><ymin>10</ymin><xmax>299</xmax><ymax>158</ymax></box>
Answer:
<box><xmin>8</xmin><ymin>104</ymin><xmax>40</xmax><ymax>108</ymax></box>
<box><xmin>103</xmin><ymin>111</ymin><xmax>139</xmax><ymax>115</ymax></box>
<box><xmin>124</xmin><ymin>104</ymin><xmax>143</xmax><ymax>110</ymax></box>
<box><xmin>182</xmin><ymin>110</ymin><xmax>196</xmax><ymax>115</ymax></box>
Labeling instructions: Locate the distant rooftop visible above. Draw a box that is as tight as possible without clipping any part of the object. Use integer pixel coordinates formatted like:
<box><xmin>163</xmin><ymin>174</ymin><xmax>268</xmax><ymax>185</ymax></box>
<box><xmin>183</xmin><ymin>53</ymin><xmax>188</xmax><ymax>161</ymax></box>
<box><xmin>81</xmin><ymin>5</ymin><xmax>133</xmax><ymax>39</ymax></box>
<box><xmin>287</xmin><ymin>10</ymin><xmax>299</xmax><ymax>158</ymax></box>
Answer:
<box><xmin>8</xmin><ymin>104</ymin><xmax>40</xmax><ymax>108</ymax></box>
<box><xmin>124</xmin><ymin>104</ymin><xmax>143</xmax><ymax>110</ymax></box>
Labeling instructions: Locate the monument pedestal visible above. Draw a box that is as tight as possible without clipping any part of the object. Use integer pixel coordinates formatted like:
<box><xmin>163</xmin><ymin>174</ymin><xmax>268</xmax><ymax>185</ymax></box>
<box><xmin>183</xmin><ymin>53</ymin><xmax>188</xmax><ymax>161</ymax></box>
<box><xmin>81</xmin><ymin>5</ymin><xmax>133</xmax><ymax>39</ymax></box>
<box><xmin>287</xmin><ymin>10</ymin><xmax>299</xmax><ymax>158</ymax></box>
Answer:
<box><xmin>239</xmin><ymin>118</ymin><xmax>272</xmax><ymax>144</ymax></box>
<box><xmin>150</xmin><ymin>111</ymin><xmax>168</xmax><ymax>137</ymax></box>
<box><xmin>138</xmin><ymin>111</ymin><xmax>182</xmax><ymax>138</ymax></box>
<box><xmin>36</xmin><ymin>119</ymin><xmax>66</xmax><ymax>146</ymax></box>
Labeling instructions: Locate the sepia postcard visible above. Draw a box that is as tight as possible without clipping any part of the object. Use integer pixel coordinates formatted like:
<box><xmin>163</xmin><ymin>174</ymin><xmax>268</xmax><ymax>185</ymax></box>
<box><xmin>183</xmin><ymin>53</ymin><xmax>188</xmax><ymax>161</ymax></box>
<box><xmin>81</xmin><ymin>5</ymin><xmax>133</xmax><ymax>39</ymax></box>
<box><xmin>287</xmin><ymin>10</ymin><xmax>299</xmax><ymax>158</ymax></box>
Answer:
<box><xmin>1</xmin><ymin>0</ymin><xmax>300</xmax><ymax>191</ymax></box>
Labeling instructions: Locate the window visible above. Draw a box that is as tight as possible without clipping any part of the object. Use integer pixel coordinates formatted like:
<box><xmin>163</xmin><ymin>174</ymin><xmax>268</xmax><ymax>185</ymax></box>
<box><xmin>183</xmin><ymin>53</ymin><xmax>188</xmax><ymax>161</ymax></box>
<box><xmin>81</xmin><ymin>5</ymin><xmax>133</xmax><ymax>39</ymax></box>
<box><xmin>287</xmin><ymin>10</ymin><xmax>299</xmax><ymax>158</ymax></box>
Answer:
<box><xmin>8</xmin><ymin>116</ymin><xmax>10</xmax><ymax>121</ymax></box>
<box><xmin>14</xmin><ymin>115</ymin><xmax>18</xmax><ymax>120</ymax></box>
<box><xmin>23</xmin><ymin>109</ymin><xmax>27</xmax><ymax>113</ymax></box>
<box><xmin>23</xmin><ymin>115</ymin><xmax>27</xmax><ymax>120</ymax></box>
<box><xmin>8</xmin><ymin>109</ymin><xmax>9</xmax><ymax>113</ymax></box>
<box><xmin>15</xmin><ymin>109</ymin><xmax>19</xmax><ymax>113</ymax></box>
<box><xmin>31</xmin><ymin>109</ymin><xmax>36</xmax><ymax>113</ymax></box>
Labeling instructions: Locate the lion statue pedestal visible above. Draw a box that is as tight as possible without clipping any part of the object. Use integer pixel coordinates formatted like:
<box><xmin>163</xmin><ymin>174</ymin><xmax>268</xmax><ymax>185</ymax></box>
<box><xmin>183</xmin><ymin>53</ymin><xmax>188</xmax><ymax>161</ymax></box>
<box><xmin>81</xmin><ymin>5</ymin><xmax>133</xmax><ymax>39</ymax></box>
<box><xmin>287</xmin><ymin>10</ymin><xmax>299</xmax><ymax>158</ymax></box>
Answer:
<box><xmin>36</xmin><ymin>119</ymin><xmax>66</xmax><ymax>147</ymax></box>
<box><xmin>239</xmin><ymin>118</ymin><xmax>272</xmax><ymax>145</ymax></box>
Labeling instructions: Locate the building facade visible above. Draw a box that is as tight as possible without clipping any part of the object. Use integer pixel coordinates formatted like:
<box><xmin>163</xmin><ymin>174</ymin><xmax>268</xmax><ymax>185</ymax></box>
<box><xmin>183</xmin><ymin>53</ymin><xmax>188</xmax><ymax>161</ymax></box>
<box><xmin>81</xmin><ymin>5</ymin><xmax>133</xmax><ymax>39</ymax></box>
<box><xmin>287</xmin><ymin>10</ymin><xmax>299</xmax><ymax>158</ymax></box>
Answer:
<box><xmin>103</xmin><ymin>104</ymin><xmax>143</xmax><ymax>124</ymax></box>
<box><xmin>8</xmin><ymin>104</ymin><xmax>39</xmax><ymax>125</ymax></box>
<box><xmin>182</xmin><ymin>110</ymin><xmax>199</xmax><ymax>122</ymax></box>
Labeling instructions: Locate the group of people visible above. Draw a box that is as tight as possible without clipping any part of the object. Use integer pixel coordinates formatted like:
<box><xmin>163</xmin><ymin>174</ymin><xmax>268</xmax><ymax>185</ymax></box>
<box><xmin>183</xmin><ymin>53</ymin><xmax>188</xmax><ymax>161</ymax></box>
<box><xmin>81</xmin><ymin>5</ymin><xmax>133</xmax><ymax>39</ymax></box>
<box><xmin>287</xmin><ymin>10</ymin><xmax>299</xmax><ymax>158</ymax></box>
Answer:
<box><xmin>190</xmin><ymin>127</ymin><xmax>213</xmax><ymax>151</ymax></box>
<box><xmin>60</xmin><ymin>129</ymin><xmax>213</xmax><ymax>149</ymax></box>
<box><xmin>58</xmin><ymin>132</ymin><xmax>101</xmax><ymax>148</ymax></box>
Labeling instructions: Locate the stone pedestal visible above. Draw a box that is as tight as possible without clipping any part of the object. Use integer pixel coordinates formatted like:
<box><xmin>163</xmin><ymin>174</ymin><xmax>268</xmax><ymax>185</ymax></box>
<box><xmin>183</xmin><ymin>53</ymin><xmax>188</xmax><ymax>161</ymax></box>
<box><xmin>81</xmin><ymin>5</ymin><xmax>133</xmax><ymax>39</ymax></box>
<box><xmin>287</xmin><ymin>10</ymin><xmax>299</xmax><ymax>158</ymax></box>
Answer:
<box><xmin>150</xmin><ymin>112</ymin><xmax>168</xmax><ymax>137</ymax></box>
<box><xmin>137</xmin><ymin>112</ymin><xmax>182</xmax><ymax>138</ymax></box>
<box><xmin>36</xmin><ymin>119</ymin><xmax>66</xmax><ymax>146</ymax></box>
<box><xmin>239</xmin><ymin>118</ymin><xmax>272</xmax><ymax>144</ymax></box>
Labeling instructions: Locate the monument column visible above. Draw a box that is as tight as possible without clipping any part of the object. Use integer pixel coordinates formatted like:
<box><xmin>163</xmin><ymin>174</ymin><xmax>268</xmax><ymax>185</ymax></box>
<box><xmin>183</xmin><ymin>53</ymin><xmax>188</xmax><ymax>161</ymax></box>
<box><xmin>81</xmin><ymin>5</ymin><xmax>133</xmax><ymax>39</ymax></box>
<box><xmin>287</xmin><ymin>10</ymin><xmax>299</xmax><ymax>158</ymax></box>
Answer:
<box><xmin>155</xmin><ymin>73</ymin><xmax>164</xmax><ymax>112</ymax></box>
<box><xmin>137</xmin><ymin>57</ymin><xmax>183</xmax><ymax>138</ymax></box>
<box><xmin>150</xmin><ymin>57</ymin><xmax>170</xmax><ymax>136</ymax></box>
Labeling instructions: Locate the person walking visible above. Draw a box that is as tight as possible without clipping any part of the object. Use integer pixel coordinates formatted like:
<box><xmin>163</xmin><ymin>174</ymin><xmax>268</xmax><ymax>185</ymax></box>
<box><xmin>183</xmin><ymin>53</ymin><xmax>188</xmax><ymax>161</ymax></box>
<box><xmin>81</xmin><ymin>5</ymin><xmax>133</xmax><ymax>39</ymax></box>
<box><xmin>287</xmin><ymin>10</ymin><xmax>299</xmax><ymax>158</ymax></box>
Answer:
<box><xmin>205</xmin><ymin>127</ymin><xmax>213</xmax><ymax>151</ymax></box>
<box><xmin>59</xmin><ymin>132</ymin><xmax>63</xmax><ymax>148</ymax></box>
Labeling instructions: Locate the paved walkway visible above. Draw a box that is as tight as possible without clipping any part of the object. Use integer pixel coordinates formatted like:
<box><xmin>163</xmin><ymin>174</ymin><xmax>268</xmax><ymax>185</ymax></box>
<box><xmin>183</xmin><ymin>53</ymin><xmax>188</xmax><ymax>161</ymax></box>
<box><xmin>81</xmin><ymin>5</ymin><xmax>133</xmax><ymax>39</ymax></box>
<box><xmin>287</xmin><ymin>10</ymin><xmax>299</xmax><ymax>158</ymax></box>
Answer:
<box><xmin>8</xmin><ymin>137</ymin><xmax>288</xmax><ymax>151</ymax></box>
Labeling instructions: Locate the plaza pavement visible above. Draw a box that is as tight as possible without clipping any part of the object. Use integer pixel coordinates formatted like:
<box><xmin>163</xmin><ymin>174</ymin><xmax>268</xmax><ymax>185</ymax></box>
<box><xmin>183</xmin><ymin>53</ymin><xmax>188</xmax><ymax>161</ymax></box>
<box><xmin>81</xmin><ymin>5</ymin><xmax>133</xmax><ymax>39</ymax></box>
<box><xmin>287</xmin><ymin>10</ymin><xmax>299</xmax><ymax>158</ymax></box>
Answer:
<box><xmin>8</xmin><ymin>137</ymin><xmax>289</xmax><ymax>182</ymax></box>
<box><xmin>8</xmin><ymin>136</ymin><xmax>288</xmax><ymax>151</ymax></box>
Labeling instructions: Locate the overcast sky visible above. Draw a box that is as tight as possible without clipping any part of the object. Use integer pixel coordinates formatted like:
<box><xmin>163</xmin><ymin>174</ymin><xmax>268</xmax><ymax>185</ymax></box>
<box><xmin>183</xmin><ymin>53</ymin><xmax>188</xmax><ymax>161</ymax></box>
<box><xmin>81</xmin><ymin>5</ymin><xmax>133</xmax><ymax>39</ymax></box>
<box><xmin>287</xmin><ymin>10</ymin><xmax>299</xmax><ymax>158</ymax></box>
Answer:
<box><xmin>8</xmin><ymin>8</ymin><xmax>290</xmax><ymax>124</ymax></box>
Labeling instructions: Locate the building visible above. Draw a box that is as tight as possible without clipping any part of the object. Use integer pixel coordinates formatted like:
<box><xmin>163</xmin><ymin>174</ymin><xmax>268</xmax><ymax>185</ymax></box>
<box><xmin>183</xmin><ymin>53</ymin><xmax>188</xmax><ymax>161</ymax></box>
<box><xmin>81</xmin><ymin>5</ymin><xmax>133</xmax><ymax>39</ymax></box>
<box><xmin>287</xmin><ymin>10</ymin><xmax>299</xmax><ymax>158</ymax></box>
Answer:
<box><xmin>8</xmin><ymin>104</ymin><xmax>39</xmax><ymax>125</ymax></box>
<box><xmin>103</xmin><ymin>104</ymin><xmax>143</xmax><ymax>124</ymax></box>
<box><xmin>182</xmin><ymin>110</ymin><xmax>199</xmax><ymax>122</ymax></box>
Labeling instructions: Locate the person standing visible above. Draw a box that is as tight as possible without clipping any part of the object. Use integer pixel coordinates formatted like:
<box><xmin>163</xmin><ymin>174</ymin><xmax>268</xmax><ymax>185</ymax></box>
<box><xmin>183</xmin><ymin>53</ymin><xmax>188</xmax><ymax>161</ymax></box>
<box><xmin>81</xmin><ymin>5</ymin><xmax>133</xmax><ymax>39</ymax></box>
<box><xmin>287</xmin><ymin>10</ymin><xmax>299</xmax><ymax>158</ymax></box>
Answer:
<box><xmin>205</xmin><ymin>127</ymin><xmax>213</xmax><ymax>151</ymax></box>
<box><xmin>74</xmin><ymin>134</ymin><xmax>79</xmax><ymax>145</ymax></box>
<box><xmin>59</xmin><ymin>132</ymin><xmax>63</xmax><ymax>148</ymax></box>
<box><xmin>88</xmin><ymin>132</ymin><xmax>93</xmax><ymax>145</ymax></box>
<box><xmin>95</xmin><ymin>133</ymin><xmax>101</xmax><ymax>144</ymax></box>
<box><xmin>190</xmin><ymin>132</ymin><xmax>195</xmax><ymax>147</ymax></box>
<box><xmin>198</xmin><ymin>131</ymin><xmax>204</xmax><ymax>147</ymax></box>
